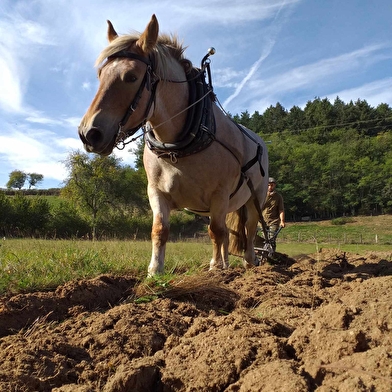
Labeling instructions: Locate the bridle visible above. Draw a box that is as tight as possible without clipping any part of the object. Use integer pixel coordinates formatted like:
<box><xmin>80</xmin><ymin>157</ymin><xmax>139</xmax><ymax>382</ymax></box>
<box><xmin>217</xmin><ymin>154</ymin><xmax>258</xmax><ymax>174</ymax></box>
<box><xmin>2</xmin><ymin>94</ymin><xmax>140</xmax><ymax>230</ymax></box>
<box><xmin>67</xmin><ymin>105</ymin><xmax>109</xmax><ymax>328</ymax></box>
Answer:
<box><xmin>105</xmin><ymin>48</ymin><xmax>215</xmax><ymax>150</ymax></box>
<box><xmin>106</xmin><ymin>50</ymin><xmax>158</xmax><ymax>149</ymax></box>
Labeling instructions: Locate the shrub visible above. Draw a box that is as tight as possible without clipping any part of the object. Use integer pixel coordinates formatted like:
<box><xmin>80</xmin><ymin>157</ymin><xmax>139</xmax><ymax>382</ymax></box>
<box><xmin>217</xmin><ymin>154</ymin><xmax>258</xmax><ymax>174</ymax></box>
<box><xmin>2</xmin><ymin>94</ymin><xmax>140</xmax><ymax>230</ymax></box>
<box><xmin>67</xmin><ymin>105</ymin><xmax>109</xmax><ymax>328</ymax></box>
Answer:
<box><xmin>331</xmin><ymin>217</ymin><xmax>355</xmax><ymax>225</ymax></box>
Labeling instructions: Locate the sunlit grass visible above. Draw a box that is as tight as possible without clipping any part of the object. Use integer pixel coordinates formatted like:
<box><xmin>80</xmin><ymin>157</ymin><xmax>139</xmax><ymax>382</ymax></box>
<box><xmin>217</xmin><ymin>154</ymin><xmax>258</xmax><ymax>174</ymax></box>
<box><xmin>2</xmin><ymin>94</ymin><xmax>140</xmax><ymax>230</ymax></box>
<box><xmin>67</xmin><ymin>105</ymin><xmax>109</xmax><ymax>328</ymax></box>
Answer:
<box><xmin>1</xmin><ymin>218</ymin><xmax>391</xmax><ymax>296</ymax></box>
<box><xmin>280</xmin><ymin>223</ymin><xmax>392</xmax><ymax>245</ymax></box>
<box><xmin>0</xmin><ymin>239</ymin><xmax>213</xmax><ymax>295</ymax></box>
<box><xmin>276</xmin><ymin>242</ymin><xmax>392</xmax><ymax>257</ymax></box>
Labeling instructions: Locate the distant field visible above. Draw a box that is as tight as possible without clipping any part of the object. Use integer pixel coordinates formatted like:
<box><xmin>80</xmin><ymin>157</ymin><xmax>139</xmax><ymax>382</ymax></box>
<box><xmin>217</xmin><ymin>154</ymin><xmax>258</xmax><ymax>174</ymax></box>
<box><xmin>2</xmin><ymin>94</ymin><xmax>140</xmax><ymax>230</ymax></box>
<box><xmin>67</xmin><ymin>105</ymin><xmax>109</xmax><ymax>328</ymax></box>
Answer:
<box><xmin>280</xmin><ymin>215</ymin><xmax>392</xmax><ymax>245</ymax></box>
<box><xmin>26</xmin><ymin>194</ymin><xmax>64</xmax><ymax>208</ymax></box>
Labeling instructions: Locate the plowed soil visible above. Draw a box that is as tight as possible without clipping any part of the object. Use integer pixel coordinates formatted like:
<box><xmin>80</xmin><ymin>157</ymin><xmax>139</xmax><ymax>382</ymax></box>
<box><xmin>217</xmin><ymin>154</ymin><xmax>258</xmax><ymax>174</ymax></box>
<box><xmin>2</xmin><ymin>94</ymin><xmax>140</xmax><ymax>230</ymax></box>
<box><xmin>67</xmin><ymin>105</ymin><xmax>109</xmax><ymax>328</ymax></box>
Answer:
<box><xmin>0</xmin><ymin>249</ymin><xmax>391</xmax><ymax>391</ymax></box>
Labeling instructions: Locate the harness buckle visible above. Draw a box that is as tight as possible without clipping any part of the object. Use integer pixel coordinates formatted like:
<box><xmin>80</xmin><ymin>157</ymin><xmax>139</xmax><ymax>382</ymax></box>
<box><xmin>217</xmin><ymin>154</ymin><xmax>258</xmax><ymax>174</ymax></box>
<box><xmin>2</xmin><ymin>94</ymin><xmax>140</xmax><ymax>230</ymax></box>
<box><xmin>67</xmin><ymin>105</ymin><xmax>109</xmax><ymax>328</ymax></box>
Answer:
<box><xmin>116</xmin><ymin>140</ymin><xmax>125</xmax><ymax>150</ymax></box>
<box><xmin>169</xmin><ymin>152</ymin><xmax>178</xmax><ymax>163</ymax></box>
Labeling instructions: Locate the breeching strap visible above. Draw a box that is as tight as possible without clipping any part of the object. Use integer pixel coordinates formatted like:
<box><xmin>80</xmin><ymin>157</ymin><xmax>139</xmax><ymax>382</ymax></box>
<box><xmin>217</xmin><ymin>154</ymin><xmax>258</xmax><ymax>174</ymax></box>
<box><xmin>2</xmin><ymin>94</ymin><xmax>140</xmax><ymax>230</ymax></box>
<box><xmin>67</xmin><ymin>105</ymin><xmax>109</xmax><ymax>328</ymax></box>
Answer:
<box><xmin>245</xmin><ymin>174</ymin><xmax>270</xmax><ymax>243</ymax></box>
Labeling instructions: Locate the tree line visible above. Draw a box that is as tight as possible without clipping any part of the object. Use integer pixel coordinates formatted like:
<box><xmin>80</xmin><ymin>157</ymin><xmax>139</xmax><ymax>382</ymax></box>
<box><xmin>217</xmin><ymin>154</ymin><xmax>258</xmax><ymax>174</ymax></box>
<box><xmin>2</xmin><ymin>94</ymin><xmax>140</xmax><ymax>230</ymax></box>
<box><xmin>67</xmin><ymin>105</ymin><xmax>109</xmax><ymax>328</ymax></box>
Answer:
<box><xmin>233</xmin><ymin>97</ymin><xmax>392</xmax><ymax>219</ymax></box>
<box><xmin>0</xmin><ymin>150</ymin><xmax>198</xmax><ymax>239</ymax></box>
<box><xmin>233</xmin><ymin>97</ymin><xmax>392</xmax><ymax>137</ymax></box>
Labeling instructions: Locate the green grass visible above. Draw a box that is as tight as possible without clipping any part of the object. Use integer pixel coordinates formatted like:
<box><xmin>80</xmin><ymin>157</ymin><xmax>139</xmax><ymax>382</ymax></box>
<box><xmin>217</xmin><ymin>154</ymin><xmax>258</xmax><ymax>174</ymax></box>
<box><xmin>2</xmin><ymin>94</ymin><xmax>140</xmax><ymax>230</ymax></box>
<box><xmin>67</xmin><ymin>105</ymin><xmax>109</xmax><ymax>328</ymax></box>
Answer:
<box><xmin>0</xmin><ymin>239</ymin><xmax>212</xmax><ymax>295</ymax></box>
<box><xmin>1</xmin><ymin>215</ymin><xmax>392</xmax><ymax>296</ymax></box>
<box><xmin>276</xmin><ymin>242</ymin><xmax>392</xmax><ymax>257</ymax></box>
<box><xmin>280</xmin><ymin>220</ymin><xmax>392</xmax><ymax>245</ymax></box>
<box><xmin>39</xmin><ymin>195</ymin><xmax>64</xmax><ymax>208</ymax></box>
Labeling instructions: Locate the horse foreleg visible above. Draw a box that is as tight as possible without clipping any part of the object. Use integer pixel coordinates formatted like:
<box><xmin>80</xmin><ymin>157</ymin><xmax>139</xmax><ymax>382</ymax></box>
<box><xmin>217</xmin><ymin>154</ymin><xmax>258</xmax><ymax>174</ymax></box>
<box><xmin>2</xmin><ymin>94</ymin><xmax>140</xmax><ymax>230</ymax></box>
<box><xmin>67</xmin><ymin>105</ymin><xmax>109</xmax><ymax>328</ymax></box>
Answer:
<box><xmin>148</xmin><ymin>212</ymin><xmax>170</xmax><ymax>276</ymax></box>
<box><xmin>208</xmin><ymin>202</ymin><xmax>229</xmax><ymax>270</ymax></box>
<box><xmin>147</xmin><ymin>195</ymin><xmax>170</xmax><ymax>276</ymax></box>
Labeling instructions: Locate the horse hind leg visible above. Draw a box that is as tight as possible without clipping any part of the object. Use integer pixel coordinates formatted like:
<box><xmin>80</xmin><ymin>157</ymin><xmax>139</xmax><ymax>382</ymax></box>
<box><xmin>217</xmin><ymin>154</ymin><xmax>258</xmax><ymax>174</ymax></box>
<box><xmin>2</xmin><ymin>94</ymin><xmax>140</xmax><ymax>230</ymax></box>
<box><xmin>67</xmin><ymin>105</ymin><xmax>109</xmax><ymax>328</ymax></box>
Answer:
<box><xmin>227</xmin><ymin>206</ymin><xmax>247</xmax><ymax>257</ymax></box>
<box><xmin>243</xmin><ymin>200</ymin><xmax>259</xmax><ymax>268</ymax></box>
<box><xmin>227</xmin><ymin>203</ymin><xmax>259</xmax><ymax>269</ymax></box>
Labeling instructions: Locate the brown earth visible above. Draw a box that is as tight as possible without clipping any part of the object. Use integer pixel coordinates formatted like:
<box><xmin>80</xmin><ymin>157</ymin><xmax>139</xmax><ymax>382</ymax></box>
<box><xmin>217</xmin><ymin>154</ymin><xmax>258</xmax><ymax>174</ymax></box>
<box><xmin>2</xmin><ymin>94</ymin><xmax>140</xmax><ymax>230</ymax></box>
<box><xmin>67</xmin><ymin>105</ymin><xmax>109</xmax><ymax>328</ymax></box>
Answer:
<box><xmin>0</xmin><ymin>249</ymin><xmax>391</xmax><ymax>391</ymax></box>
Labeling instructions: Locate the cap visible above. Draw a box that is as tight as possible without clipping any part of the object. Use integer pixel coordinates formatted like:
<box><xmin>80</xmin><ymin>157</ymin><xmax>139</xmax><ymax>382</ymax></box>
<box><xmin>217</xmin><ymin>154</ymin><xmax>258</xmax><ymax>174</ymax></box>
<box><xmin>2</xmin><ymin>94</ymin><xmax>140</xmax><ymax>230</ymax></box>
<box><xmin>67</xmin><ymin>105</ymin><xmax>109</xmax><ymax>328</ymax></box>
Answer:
<box><xmin>268</xmin><ymin>177</ymin><xmax>276</xmax><ymax>183</ymax></box>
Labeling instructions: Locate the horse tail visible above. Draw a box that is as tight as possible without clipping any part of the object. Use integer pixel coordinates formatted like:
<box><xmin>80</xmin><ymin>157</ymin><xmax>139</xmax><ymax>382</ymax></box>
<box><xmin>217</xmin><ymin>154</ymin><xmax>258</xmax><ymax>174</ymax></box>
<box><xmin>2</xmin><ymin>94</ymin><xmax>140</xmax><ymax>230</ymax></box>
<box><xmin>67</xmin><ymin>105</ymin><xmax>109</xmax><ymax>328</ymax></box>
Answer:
<box><xmin>226</xmin><ymin>206</ymin><xmax>247</xmax><ymax>255</ymax></box>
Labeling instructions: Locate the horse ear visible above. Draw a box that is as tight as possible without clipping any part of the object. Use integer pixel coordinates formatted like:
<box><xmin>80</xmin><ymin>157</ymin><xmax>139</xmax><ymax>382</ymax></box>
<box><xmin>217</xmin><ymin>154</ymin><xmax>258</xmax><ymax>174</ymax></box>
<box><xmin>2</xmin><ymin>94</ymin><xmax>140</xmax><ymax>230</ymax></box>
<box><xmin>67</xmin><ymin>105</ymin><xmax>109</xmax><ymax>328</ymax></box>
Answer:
<box><xmin>180</xmin><ymin>59</ymin><xmax>193</xmax><ymax>75</ymax></box>
<box><xmin>107</xmin><ymin>20</ymin><xmax>118</xmax><ymax>42</ymax></box>
<box><xmin>136</xmin><ymin>14</ymin><xmax>159</xmax><ymax>53</ymax></box>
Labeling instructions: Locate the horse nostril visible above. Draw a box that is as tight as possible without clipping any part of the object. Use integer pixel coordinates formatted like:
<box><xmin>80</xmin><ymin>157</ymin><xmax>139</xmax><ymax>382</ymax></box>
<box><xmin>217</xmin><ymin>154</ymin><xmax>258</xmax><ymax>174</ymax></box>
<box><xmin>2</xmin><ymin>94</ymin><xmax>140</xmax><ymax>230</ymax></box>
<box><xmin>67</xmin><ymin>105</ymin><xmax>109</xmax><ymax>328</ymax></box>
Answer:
<box><xmin>86</xmin><ymin>127</ymin><xmax>103</xmax><ymax>146</ymax></box>
<box><xmin>78</xmin><ymin>129</ymin><xmax>88</xmax><ymax>144</ymax></box>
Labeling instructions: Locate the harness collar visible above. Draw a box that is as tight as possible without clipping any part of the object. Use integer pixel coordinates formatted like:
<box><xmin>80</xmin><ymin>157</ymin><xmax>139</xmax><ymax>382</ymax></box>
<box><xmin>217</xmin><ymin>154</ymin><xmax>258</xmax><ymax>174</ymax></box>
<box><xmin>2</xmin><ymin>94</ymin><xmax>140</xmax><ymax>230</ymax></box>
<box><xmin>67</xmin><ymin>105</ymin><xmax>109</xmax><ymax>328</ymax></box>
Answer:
<box><xmin>145</xmin><ymin>67</ymin><xmax>216</xmax><ymax>161</ymax></box>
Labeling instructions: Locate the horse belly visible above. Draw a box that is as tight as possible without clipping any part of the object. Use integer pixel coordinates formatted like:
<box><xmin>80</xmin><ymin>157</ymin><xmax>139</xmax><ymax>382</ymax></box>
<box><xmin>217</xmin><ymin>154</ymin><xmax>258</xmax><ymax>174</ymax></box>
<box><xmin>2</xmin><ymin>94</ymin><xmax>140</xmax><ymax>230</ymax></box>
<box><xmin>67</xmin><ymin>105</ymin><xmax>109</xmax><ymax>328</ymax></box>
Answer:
<box><xmin>146</xmin><ymin>151</ymin><xmax>241</xmax><ymax>212</ymax></box>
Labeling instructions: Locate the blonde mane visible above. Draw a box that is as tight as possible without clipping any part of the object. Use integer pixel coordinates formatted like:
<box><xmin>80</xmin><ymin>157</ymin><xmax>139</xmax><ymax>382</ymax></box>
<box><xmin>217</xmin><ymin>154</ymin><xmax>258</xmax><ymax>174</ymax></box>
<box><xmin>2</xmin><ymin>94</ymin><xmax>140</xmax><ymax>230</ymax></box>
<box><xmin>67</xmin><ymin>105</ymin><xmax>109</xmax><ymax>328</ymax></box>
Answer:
<box><xmin>95</xmin><ymin>32</ymin><xmax>189</xmax><ymax>79</ymax></box>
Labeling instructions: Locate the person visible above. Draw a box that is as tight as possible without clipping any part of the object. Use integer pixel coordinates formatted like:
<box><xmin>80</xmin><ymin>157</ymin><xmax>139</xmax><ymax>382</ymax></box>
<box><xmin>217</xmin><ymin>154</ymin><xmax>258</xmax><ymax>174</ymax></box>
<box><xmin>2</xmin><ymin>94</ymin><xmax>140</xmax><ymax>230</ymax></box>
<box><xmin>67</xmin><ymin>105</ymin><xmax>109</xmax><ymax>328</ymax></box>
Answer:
<box><xmin>262</xmin><ymin>177</ymin><xmax>285</xmax><ymax>250</ymax></box>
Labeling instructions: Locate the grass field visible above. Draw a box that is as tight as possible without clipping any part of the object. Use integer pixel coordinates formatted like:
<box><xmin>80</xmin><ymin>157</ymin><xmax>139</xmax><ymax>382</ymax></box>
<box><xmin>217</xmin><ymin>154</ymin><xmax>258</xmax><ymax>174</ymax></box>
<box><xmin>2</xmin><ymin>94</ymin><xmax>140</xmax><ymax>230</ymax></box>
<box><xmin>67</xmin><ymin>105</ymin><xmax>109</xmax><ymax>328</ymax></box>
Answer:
<box><xmin>0</xmin><ymin>215</ymin><xmax>391</xmax><ymax>296</ymax></box>
<box><xmin>280</xmin><ymin>215</ymin><xmax>392</xmax><ymax>245</ymax></box>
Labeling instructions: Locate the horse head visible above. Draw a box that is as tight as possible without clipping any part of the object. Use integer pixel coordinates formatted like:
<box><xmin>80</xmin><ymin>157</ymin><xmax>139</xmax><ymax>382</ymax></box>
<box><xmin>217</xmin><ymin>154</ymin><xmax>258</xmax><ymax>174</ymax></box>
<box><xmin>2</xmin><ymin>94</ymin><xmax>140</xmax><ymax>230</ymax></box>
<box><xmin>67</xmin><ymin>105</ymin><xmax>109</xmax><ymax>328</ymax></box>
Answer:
<box><xmin>78</xmin><ymin>15</ymin><xmax>159</xmax><ymax>155</ymax></box>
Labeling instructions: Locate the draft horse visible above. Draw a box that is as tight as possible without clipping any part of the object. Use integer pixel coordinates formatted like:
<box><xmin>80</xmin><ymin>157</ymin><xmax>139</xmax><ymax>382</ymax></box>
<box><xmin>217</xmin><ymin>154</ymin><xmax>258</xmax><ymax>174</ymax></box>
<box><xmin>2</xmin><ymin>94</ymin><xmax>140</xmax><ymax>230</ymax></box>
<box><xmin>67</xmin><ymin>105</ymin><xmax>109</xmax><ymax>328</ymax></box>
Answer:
<box><xmin>78</xmin><ymin>15</ymin><xmax>269</xmax><ymax>276</ymax></box>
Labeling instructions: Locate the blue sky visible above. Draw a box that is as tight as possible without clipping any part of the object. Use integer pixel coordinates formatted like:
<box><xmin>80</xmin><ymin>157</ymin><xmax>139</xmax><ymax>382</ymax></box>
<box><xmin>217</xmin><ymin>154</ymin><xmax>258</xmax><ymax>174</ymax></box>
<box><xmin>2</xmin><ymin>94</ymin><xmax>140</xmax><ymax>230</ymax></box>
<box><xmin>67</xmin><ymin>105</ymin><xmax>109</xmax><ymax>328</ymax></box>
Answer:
<box><xmin>1</xmin><ymin>0</ymin><xmax>392</xmax><ymax>189</ymax></box>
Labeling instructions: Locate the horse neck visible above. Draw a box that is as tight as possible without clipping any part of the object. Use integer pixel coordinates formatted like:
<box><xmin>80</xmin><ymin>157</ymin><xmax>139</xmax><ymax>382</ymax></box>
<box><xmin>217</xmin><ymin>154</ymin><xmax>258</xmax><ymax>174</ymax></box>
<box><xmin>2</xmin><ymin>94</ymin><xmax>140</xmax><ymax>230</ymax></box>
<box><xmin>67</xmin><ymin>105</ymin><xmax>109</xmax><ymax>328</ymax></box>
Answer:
<box><xmin>148</xmin><ymin>73</ymin><xmax>189</xmax><ymax>143</ymax></box>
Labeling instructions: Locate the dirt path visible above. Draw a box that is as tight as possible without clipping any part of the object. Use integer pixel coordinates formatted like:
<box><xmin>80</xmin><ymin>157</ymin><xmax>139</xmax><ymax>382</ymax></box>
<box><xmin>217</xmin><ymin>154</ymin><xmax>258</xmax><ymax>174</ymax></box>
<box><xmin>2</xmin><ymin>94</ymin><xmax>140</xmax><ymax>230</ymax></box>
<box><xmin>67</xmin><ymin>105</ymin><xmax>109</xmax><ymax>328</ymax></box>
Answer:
<box><xmin>0</xmin><ymin>249</ymin><xmax>391</xmax><ymax>391</ymax></box>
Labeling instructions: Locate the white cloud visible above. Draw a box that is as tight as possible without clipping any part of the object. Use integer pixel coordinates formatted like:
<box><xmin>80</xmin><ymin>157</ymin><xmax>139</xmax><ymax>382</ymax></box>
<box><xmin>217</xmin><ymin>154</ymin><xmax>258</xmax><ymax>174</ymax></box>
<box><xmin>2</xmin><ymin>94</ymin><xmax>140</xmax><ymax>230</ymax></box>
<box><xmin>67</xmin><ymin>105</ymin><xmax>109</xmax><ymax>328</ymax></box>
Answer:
<box><xmin>170</xmin><ymin>0</ymin><xmax>300</xmax><ymax>23</ymax></box>
<box><xmin>25</xmin><ymin>112</ymin><xmax>84</xmax><ymax>130</ymax></box>
<box><xmin>237</xmin><ymin>44</ymin><xmax>392</xmax><ymax>113</ymax></box>
<box><xmin>25</xmin><ymin>115</ymin><xmax>63</xmax><ymax>125</ymax></box>
<box><xmin>328</xmin><ymin>78</ymin><xmax>392</xmax><ymax>108</ymax></box>
<box><xmin>223</xmin><ymin>38</ymin><xmax>276</xmax><ymax>108</ymax></box>
<box><xmin>113</xmin><ymin>146</ymin><xmax>138</xmax><ymax>167</ymax></box>
<box><xmin>0</xmin><ymin>56</ymin><xmax>23</xmax><ymax>113</ymax></box>
<box><xmin>64</xmin><ymin>117</ymin><xmax>83</xmax><ymax>128</ymax></box>
<box><xmin>55</xmin><ymin>137</ymin><xmax>83</xmax><ymax>151</ymax></box>
<box><xmin>0</xmin><ymin>13</ymin><xmax>53</xmax><ymax>114</ymax></box>
<box><xmin>0</xmin><ymin>129</ymin><xmax>70</xmax><ymax>183</ymax></box>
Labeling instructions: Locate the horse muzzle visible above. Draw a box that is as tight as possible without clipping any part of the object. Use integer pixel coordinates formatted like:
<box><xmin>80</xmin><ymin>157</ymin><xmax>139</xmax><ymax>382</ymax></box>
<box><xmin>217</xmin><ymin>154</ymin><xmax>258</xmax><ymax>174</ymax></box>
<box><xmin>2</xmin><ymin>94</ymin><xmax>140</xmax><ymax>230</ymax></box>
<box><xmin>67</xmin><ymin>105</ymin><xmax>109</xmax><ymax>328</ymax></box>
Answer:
<box><xmin>78</xmin><ymin>126</ymin><xmax>116</xmax><ymax>156</ymax></box>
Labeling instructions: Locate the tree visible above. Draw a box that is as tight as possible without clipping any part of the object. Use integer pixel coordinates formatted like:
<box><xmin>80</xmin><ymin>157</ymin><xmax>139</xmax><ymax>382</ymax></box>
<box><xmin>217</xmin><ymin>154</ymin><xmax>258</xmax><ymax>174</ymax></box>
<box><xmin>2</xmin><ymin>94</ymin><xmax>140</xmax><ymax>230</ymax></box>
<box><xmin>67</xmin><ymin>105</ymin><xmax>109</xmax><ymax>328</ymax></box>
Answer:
<box><xmin>0</xmin><ymin>192</ymin><xmax>12</xmax><ymax>236</ymax></box>
<box><xmin>286</xmin><ymin>105</ymin><xmax>305</xmax><ymax>133</ymax></box>
<box><xmin>49</xmin><ymin>201</ymin><xmax>90</xmax><ymax>238</ymax></box>
<box><xmin>304</xmin><ymin>97</ymin><xmax>335</xmax><ymax>130</ymax></box>
<box><xmin>62</xmin><ymin>152</ymin><xmax>119</xmax><ymax>240</ymax></box>
<box><xmin>333</xmin><ymin>96</ymin><xmax>346</xmax><ymax>124</ymax></box>
<box><xmin>27</xmin><ymin>173</ymin><xmax>44</xmax><ymax>189</ymax></box>
<box><xmin>249</xmin><ymin>111</ymin><xmax>265</xmax><ymax>133</ymax></box>
<box><xmin>231</xmin><ymin>97</ymin><xmax>392</xmax><ymax>218</ymax></box>
<box><xmin>262</xmin><ymin>103</ymin><xmax>287</xmax><ymax>133</ymax></box>
<box><xmin>6</xmin><ymin>170</ymin><xmax>27</xmax><ymax>189</ymax></box>
<box><xmin>62</xmin><ymin>151</ymin><xmax>148</xmax><ymax>240</ymax></box>
<box><xmin>132</xmin><ymin>138</ymin><xmax>145</xmax><ymax>171</ymax></box>
<box><xmin>237</xmin><ymin>110</ymin><xmax>252</xmax><ymax>128</ymax></box>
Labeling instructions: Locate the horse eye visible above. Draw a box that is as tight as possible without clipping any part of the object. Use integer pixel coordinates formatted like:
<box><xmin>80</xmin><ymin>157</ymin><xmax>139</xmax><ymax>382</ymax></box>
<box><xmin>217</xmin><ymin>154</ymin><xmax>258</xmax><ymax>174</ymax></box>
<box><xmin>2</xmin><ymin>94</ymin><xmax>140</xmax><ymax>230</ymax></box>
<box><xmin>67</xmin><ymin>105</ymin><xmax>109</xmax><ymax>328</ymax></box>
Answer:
<box><xmin>123</xmin><ymin>73</ymin><xmax>137</xmax><ymax>83</ymax></box>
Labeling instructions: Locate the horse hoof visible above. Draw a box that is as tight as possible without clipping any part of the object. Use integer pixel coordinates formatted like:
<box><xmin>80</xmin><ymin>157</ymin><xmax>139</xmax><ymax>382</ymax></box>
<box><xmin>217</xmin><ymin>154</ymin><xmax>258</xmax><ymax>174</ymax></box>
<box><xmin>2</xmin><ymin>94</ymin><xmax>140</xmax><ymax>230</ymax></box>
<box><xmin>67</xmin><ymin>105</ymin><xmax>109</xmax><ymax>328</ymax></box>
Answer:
<box><xmin>243</xmin><ymin>258</ymin><xmax>259</xmax><ymax>269</ymax></box>
<box><xmin>209</xmin><ymin>265</ymin><xmax>222</xmax><ymax>271</ymax></box>
<box><xmin>209</xmin><ymin>259</ymin><xmax>224</xmax><ymax>271</ymax></box>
